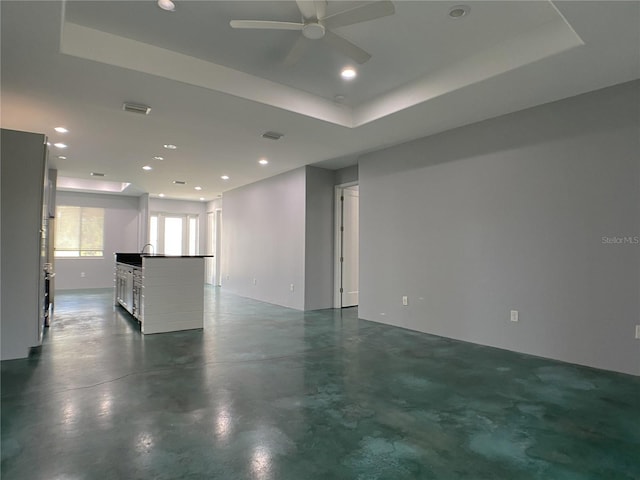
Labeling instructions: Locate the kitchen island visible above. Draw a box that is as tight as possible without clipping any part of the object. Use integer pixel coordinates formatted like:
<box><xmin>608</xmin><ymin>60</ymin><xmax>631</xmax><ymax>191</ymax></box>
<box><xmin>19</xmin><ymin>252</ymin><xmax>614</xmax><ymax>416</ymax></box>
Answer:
<box><xmin>115</xmin><ymin>253</ymin><xmax>210</xmax><ymax>334</ymax></box>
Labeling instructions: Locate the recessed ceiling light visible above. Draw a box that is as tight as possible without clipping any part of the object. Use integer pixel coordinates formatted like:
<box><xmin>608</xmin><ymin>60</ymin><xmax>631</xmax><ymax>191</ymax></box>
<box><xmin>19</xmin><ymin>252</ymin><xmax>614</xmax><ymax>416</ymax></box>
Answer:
<box><xmin>341</xmin><ymin>67</ymin><xmax>357</xmax><ymax>80</ymax></box>
<box><xmin>157</xmin><ymin>0</ymin><xmax>175</xmax><ymax>12</ymax></box>
<box><xmin>54</xmin><ymin>127</ymin><xmax>68</xmax><ymax>133</ymax></box>
<box><xmin>163</xmin><ymin>144</ymin><xmax>177</xmax><ymax>150</ymax></box>
<box><xmin>143</xmin><ymin>165</ymin><xmax>153</xmax><ymax>171</ymax></box>
<box><xmin>221</xmin><ymin>175</ymin><xmax>230</xmax><ymax>180</ymax></box>
<box><xmin>158</xmin><ymin>193</ymin><xmax>165</xmax><ymax>198</ymax></box>
<box><xmin>57</xmin><ymin>155</ymin><xmax>67</xmax><ymax>160</ymax></box>
<box><xmin>448</xmin><ymin>5</ymin><xmax>469</xmax><ymax>18</ymax></box>
<box><xmin>54</xmin><ymin>142</ymin><xmax>67</xmax><ymax>149</ymax></box>
<box><xmin>259</xmin><ymin>158</ymin><xmax>269</xmax><ymax>165</ymax></box>
<box><xmin>153</xmin><ymin>156</ymin><xmax>164</xmax><ymax>161</ymax></box>
<box><xmin>334</xmin><ymin>95</ymin><xmax>346</xmax><ymax>104</ymax></box>
<box><xmin>199</xmin><ymin>197</ymin><xmax>205</xmax><ymax>201</ymax></box>
<box><xmin>194</xmin><ymin>186</ymin><xmax>202</xmax><ymax>191</ymax></box>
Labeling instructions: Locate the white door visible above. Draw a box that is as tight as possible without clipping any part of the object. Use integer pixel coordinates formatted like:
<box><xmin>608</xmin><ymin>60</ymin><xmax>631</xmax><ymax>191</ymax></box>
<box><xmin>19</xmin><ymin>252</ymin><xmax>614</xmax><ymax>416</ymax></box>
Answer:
<box><xmin>341</xmin><ymin>186</ymin><xmax>359</xmax><ymax>307</ymax></box>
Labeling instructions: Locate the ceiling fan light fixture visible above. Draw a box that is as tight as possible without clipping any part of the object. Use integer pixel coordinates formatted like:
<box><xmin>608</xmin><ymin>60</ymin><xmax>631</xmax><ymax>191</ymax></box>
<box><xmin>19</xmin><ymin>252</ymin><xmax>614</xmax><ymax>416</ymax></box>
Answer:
<box><xmin>302</xmin><ymin>22</ymin><xmax>325</xmax><ymax>40</ymax></box>
<box><xmin>157</xmin><ymin>0</ymin><xmax>175</xmax><ymax>12</ymax></box>
<box><xmin>341</xmin><ymin>67</ymin><xmax>357</xmax><ymax>80</ymax></box>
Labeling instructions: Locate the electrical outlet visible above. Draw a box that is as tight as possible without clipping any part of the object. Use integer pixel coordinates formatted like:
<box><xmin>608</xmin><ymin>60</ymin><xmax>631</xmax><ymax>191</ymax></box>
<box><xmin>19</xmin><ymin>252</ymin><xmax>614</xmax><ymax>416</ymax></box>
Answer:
<box><xmin>226</xmin><ymin>275</ymin><xmax>230</xmax><ymax>280</ymax></box>
<box><xmin>80</xmin><ymin>272</ymin><xmax>86</xmax><ymax>278</ymax></box>
<box><xmin>510</xmin><ymin>310</ymin><xmax>519</xmax><ymax>322</ymax></box>
<box><xmin>253</xmin><ymin>277</ymin><xmax>257</xmax><ymax>285</ymax></box>
<box><xmin>402</xmin><ymin>296</ymin><xmax>408</xmax><ymax>306</ymax></box>
<box><xmin>635</xmin><ymin>325</ymin><xmax>640</xmax><ymax>339</ymax></box>
<box><xmin>290</xmin><ymin>284</ymin><xmax>294</xmax><ymax>292</ymax></box>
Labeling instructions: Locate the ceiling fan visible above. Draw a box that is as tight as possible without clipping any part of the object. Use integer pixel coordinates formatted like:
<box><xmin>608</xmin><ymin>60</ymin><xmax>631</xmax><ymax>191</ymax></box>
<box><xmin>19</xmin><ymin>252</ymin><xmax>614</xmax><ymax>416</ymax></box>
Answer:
<box><xmin>229</xmin><ymin>0</ymin><xmax>395</xmax><ymax>65</ymax></box>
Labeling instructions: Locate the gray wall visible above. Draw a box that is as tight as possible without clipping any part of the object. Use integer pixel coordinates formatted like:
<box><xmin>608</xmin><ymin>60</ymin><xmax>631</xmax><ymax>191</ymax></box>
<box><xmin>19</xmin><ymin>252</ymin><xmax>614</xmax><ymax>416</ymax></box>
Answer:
<box><xmin>1</xmin><ymin>129</ymin><xmax>47</xmax><ymax>360</ymax></box>
<box><xmin>222</xmin><ymin>168</ymin><xmax>307</xmax><ymax>309</ymax></box>
<box><xmin>335</xmin><ymin>164</ymin><xmax>358</xmax><ymax>185</ymax></box>
<box><xmin>55</xmin><ymin>192</ymin><xmax>139</xmax><ymax>290</ymax></box>
<box><xmin>138</xmin><ymin>193</ymin><xmax>149</xmax><ymax>249</ymax></box>
<box><xmin>304</xmin><ymin>166</ymin><xmax>336</xmax><ymax>310</ymax></box>
<box><xmin>359</xmin><ymin>80</ymin><xmax>640</xmax><ymax>376</ymax></box>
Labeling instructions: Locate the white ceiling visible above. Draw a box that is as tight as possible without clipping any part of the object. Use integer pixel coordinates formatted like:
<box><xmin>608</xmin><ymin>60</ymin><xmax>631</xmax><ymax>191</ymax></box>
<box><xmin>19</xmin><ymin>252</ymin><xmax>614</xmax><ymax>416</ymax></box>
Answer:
<box><xmin>1</xmin><ymin>1</ymin><xmax>638</xmax><ymax>202</ymax></box>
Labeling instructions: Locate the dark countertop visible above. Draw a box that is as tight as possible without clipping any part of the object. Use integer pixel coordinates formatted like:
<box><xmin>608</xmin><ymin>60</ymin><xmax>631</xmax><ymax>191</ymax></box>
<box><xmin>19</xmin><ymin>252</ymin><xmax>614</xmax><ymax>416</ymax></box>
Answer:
<box><xmin>115</xmin><ymin>253</ymin><xmax>213</xmax><ymax>267</ymax></box>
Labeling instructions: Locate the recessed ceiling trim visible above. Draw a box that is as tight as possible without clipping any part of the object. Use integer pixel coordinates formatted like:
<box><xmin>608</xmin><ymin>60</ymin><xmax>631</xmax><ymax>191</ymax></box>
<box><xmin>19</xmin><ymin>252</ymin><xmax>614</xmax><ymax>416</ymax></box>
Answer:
<box><xmin>59</xmin><ymin>5</ymin><xmax>583</xmax><ymax>131</ymax></box>
<box><xmin>60</xmin><ymin>22</ymin><xmax>353</xmax><ymax>128</ymax></box>
<box><xmin>57</xmin><ymin>176</ymin><xmax>131</xmax><ymax>193</ymax></box>
<box><xmin>352</xmin><ymin>16</ymin><xmax>584</xmax><ymax>127</ymax></box>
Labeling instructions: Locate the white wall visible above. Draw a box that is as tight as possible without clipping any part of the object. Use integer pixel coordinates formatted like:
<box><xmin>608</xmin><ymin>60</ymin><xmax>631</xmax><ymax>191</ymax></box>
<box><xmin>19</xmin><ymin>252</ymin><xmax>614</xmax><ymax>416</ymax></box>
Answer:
<box><xmin>138</xmin><ymin>193</ymin><xmax>149</xmax><ymax>248</ymax></box>
<box><xmin>359</xmin><ymin>80</ymin><xmax>640</xmax><ymax>376</ymax></box>
<box><xmin>55</xmin><ymin>192</ymin><xmax>139</xmax><ymax>290</ymax></box>
<box><xmin>222</xmin><ymin>168</ymin><xmax>307</xmax><ymax>309</ymax></box>
<box><xmin>221</xmin><ymin>166</ymin><xmax>337</xmax><ymax>310</ymax></box>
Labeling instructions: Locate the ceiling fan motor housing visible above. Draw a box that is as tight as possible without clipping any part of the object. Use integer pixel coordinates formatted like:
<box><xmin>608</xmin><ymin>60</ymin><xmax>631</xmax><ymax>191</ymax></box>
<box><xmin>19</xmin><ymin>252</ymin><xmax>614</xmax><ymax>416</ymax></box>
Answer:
<box><xmin>302</xmin><ymin>22</ymin><xmax>325</xmax><ymax>40</ymax></box>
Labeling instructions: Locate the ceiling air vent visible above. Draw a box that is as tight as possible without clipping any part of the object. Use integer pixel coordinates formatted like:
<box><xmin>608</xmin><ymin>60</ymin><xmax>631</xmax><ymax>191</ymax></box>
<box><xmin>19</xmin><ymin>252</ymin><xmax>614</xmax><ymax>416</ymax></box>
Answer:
<box><xmin>90</xmin><ymin>172</ymin><xmax>105</xmax><ymax>177</ymax></box>
<box><xmin>173</xmin><ymin>180</ymin><xmax>186</xmax><ymax>185</ymax></box>
<box><xmin>262</xmin><ymin>131</ymin><xmax>284</xmax><ymax>141</ymax></box>
<box><xmin>122</xmin><ymin>102</ymin><xmax>151</xmax><ymax>115</ymax></box>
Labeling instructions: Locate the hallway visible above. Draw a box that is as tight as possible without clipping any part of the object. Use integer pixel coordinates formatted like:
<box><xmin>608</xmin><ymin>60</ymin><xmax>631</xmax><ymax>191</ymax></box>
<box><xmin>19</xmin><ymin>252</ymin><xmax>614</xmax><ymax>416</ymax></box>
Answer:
<box><xmin>2</xmin><ymin>288</ymin><xmax>639</xmax><ymax>479</ymax></box>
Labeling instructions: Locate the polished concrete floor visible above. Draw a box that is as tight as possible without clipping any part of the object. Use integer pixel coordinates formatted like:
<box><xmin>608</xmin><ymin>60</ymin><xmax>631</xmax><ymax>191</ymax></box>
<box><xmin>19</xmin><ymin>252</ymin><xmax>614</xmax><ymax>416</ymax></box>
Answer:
<box><xmin>2</xmin><ymin>287</ymin><xmax>639</xmax><ymax>479</ymax></box>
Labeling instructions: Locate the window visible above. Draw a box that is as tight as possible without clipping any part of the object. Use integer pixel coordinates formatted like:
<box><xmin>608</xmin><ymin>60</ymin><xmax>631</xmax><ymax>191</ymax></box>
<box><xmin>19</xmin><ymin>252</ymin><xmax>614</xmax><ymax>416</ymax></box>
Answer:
<box><xmin>55</xmin><ymin>206</ymin><xmax>104</xmax><ymax>257</ymax></box>
<box><xmin>149</xmin><ymin>213</ymin><xmax>198</xmax><ymax>255</ymax></box>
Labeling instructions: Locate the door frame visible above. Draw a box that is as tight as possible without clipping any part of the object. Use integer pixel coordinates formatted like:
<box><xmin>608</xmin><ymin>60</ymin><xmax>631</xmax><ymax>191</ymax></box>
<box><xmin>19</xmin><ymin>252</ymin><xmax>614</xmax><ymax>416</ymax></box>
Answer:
<box><xmin>333</xmin><ymin>181</ymin><xmax>358</xmax><ymax>308</ymax></box>
<box><xmin>214</xmin><ymin>208</ymin><xmax>222</xmax><ymax>286</ymax></box>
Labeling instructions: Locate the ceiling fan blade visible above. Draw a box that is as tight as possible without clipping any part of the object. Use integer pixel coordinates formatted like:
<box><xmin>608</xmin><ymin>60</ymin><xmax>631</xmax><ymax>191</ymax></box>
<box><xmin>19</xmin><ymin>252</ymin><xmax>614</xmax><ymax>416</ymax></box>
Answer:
<box><xmin>323</xmin><ymin>30</ymin><xmax>371</xmax><ymax>64</ymax></box>
<box><xmin>282</xmin><ymin>36</ymin><xmax>309</xmax><ymax>67</ymax></box>
<box><xmin>322</xmin><ymin>0</ymin><xmax>395</xmax><ymax>29</ymax></box>
<box><xmin>295</xmin><ymin>0</ymin><xmax>317</xmax><ymax>20</ymax></box>
<box><xmin>229</xmin><ymin>20</ymin><xmax>303</xmax><ymax>31</ymax></box>
<box><xmin>314</xmin><ymin>0</ymin><xmax>327</xmax><ymax>20</ymax></box>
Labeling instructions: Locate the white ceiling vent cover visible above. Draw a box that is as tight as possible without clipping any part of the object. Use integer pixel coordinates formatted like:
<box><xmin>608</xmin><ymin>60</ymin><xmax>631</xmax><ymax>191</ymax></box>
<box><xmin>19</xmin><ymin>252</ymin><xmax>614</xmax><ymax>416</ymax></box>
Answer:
<box><xmin>122</xmin><ymin>102</ymin><xmax>151</xmax><ymax>115</ymax></box>
<box><xmin>262</xmin><ymin>131</ymin><xmax>284</xmax><ymax>141</ymax></box>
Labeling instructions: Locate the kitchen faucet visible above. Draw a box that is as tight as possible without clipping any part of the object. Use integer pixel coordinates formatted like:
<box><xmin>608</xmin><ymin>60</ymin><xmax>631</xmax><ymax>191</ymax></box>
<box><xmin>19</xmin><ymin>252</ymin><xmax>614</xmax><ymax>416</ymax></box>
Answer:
<box><xmin>140</xmin><ymin>243</ymin><xmax>154</xmax><ymax>255</ymax></box>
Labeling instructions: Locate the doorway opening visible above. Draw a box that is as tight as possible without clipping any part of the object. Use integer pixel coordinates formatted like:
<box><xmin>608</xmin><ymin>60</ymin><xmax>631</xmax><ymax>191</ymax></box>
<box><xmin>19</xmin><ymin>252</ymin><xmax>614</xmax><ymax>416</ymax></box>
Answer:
<box><xmin>334</xmin><ymin>183</ymin><xmax>359</xmax><ymax>308</ymax></box>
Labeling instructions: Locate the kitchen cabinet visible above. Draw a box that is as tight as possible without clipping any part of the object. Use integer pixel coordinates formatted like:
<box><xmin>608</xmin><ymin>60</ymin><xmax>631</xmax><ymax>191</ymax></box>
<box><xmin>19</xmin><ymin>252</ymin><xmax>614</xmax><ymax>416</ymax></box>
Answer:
<box><xmin>115</xmin><ymin>253</ymin><xmax>208</xmax><ymax>334</ymax></box>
